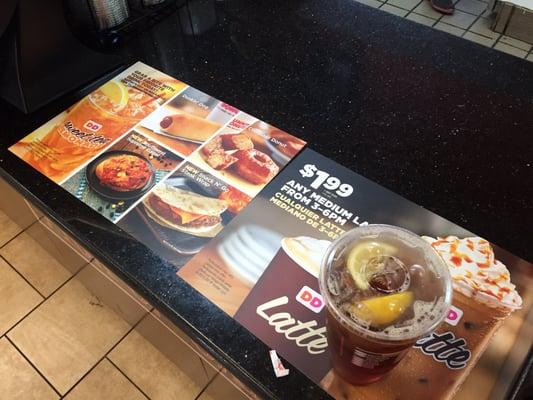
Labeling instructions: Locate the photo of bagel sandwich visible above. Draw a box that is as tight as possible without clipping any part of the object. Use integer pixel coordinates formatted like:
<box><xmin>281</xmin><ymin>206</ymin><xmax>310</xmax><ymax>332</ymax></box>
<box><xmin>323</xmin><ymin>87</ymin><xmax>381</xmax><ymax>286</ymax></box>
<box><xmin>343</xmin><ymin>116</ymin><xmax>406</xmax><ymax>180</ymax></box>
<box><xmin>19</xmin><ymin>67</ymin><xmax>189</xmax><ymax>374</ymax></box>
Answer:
<box><xmin>143</xmin><ymin>185</ymin><xmax>227</xmax><ymax>238</ymax></box>
<box><xmin>159</xmin><ymin>112</ymin><xmax>221</xmax><ymax>142</ymax></box>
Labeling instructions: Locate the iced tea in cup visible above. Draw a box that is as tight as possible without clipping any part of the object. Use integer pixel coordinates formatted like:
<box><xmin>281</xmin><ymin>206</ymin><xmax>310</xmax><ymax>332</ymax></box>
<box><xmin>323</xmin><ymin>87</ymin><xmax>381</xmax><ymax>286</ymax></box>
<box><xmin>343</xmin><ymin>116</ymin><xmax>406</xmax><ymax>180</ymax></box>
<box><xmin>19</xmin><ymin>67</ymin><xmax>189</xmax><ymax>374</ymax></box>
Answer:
<box><xmin>319</xmin><ymin>224</ymin><xmax>452</xmax><ymax>385</ymax></box>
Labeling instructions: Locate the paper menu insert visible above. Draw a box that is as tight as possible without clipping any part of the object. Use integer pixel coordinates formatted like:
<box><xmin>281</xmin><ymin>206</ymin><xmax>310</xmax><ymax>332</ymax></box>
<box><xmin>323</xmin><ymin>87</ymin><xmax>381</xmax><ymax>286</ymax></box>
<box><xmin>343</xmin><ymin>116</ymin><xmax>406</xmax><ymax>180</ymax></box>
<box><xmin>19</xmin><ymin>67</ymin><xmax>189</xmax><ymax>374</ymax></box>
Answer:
<box><xmin>178</xmin><ymin>148</ymin><xmax>530</xmax><ymax>399</ymax></box>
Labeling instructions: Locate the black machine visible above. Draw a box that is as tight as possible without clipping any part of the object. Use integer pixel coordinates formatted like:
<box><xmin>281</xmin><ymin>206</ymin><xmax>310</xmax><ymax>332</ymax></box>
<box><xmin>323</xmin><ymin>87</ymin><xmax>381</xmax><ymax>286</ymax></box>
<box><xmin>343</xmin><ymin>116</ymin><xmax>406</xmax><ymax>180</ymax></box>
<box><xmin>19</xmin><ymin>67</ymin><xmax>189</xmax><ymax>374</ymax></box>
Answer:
<box><xmin>0</xmin><ymin>0</ymin><xmax>122</xmax><ymax>113</ymax></box>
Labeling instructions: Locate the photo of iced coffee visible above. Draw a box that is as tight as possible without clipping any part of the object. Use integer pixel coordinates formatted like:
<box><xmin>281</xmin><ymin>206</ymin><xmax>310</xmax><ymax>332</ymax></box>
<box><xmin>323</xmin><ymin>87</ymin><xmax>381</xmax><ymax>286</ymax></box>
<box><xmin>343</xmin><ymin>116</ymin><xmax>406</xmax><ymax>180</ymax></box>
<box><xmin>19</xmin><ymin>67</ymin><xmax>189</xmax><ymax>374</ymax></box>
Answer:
<box><xmin>319</xmin><ymin>224</ymin><xmax>453</xmax><ymax>385</ymax></box>
<box><xmin>422</xmin><ymin>236</ymin><xmax>522</xmax><ymax>376</ymax></box>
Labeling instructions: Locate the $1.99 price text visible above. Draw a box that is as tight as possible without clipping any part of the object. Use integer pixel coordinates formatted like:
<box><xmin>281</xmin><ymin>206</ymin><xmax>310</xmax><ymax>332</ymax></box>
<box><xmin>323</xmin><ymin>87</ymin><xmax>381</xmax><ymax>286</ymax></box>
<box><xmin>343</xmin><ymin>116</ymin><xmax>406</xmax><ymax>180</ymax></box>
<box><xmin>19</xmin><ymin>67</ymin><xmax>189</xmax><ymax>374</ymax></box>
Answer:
<box><xmin>299</xmin><ymin>164</ymin><xmax>353</xmax><ymax>197</ymax></box>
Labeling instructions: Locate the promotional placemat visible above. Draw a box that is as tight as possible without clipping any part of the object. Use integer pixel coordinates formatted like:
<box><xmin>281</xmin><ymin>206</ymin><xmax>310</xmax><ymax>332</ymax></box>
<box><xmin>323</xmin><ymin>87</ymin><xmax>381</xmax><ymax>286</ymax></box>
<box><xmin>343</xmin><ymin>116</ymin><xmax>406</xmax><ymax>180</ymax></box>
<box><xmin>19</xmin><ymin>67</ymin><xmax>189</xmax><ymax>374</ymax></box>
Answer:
<box><xmin>178</xmin><ymin>148</ymin><xmax>531</xmax><ymax>399</ymax></box>
<box><xmin>9</xmin><ymin>62</ymin><xmax>530</xmax><ymax>399</ymax></box>
<box><xmin>10</xmin><ymin>62</ymin><xmax>306</xmax><ymax>266</ymax></box>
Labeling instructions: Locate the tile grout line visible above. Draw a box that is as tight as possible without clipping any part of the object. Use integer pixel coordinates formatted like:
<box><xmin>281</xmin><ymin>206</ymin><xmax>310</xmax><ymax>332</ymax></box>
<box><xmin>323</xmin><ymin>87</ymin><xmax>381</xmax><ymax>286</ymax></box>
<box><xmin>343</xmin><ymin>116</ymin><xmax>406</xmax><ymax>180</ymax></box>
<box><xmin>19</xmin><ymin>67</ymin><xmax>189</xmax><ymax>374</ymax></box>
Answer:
<box><xmin>0</xmin><ymin>254</ymin><xmax>47</xmax><ymax>299</ymax></box>
<box><xmin>0</xmin><ymin>222</ymin><xmax>158</xmax><ymax>398</ymax></box>
<box><xmin>105</xmin><ymin>356</ymin><xmax>153</xmax><ymax>400</ymax></box>
<box><xmin>403</xmin><ymin>0</ymin><xmax>424</xmax><ymax>18</ymax></box>
<box><xmin>5</xmin><ymin>336</ymin><xmax>63</xmax><ymax>398</ymax></box>
<box><xmin>3</xmin><ymin>265</ymin><xmax>86</xmax><ymax>338</ymax></box>
<box><xmin>0</xmin><ymin>217</ymin><xmax>40</xmax><ymax>250</ymax></box>
<box><xmin>364</xmin><ymin>0</ymin><xmax>533</xmax><ymax>54</ymax></box>
<box><xmin>460</xmin><ymin>13</ymin><xmax>484</xmax><ymax>38</ymax></box>
<box><xmin>193</xmin><ymin>370</ymin><xmax>220</xmax><ymax>400</ymax></box>
<box><xmin>31</xmin><ymin>218</ymin><xmax>95</xmax><ymax>266</ymax></box>
<box><xmin>59</xmin><ymin>316</ymin><xmax>146</xmax><ymax>399</ymax></box>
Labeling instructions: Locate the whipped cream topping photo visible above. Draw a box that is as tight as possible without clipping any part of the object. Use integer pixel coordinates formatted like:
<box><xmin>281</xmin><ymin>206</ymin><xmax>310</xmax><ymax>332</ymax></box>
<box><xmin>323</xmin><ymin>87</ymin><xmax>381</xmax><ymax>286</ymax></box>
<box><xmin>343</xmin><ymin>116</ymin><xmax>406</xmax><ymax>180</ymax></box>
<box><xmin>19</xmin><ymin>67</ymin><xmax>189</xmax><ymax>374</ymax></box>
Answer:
<box><xmin>422</xmin><ymin>236</ymin><xmax>522</xmax><ymax>310</ymax></box>
<box><xmin>281</xmin><ymin>236</ymin><xmax>331</xmax><ymax>278</ymax></box>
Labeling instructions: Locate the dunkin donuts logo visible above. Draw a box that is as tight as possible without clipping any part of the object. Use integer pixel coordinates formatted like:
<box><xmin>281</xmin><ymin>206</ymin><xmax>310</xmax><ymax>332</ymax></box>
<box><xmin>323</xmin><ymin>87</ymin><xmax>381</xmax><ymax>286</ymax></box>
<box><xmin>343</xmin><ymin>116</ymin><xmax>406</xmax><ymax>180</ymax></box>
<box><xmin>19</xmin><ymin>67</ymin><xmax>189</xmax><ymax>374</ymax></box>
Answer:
<box><xmin>83</xmin><ymin>120</ymin><xmax>103</xmax><ymax>132</ymax></box>
<box><xmin>296</xmin><ymin>286</ymin><xmax>325</xmax><ymax>313</ymax></box>
<box><xmin>59</xmin><ymin>121</ymin><xmax>111</xmax><ymax>149</ymax></box>
<box><xmin>414</xmin><ymin>331</ymin><xmax>471</xmax><ymax>369</ymax></box>
<box><xmin>445</xmin><ymin>305</ymin><xmax>463</xmax><ymax>326</ymax></box>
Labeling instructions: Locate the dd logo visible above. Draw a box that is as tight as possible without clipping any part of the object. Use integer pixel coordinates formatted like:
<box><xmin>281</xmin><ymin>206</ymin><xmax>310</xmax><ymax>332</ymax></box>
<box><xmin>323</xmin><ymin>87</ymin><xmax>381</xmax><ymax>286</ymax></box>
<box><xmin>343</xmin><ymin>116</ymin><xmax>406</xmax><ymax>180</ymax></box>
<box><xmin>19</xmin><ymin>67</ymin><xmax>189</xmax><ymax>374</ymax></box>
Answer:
<box><xmin>444</xmin><ymin>305</ymin><xmax>463</xmax><ymax>326</ymax></box>
<box><xmin>296</xmin><ymin>286</ymin><xmax>325</xmax><ymax>313</ymax></box>
<box><xmin>83</xmin><ymin>120</ymin><xmax>103</xmax><ymax>132</ymax></box>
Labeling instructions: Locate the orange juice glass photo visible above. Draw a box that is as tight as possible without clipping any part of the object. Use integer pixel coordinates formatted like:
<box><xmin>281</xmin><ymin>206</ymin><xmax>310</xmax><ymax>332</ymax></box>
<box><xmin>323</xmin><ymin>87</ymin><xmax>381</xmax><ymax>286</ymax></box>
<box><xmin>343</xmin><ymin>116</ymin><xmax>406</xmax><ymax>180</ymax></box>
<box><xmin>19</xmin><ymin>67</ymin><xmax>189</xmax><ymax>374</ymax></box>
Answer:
<box><xmin>10</xmin><ymin>64</ymin><xmax>187</xmax><ymax>183</ymax></box>
<box><xmin>20</xmin><ymin>80</ymin><xmax>160</xmax><ymax>182</ymax></box>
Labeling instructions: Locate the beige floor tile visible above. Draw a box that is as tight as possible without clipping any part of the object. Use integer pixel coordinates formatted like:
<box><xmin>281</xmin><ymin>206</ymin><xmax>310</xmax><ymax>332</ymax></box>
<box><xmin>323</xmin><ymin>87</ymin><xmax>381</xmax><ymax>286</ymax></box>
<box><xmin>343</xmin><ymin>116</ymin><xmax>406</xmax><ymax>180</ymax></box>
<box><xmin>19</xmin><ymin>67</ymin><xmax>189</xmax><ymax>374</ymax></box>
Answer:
<box><xmin>494</xmin><ymin>42</ymin><xmax>528</xmax><ymax>58</ymax></box>
<box><xmin>76</xmin><ymin>261</ymin><xmax>150</xmax><ymax>326</ymax></box>
<box><xmin>455</xmin><ymin>0</ymin><xmax>487</xmax><ymax>15</ymax></box>
<box><xmin>26</xmin><ymin>218</ymin><xmax>92</xmax><ymax>275</ymax></box>
<box><xmin>357</xmin><ymin>0</ymin><xmax>383</xmax><ymax>8</ymax></box>
<box><xmin>527</xmin><ymin>53</ymin><xmax>533</xmax><ymax>62</ymax></box>
<box><xmin>435</xmin><ymin>21</ymin><xmax>465</xmax><ymax>36</ymax></box>
<box><xmin>498</xmin><ymin>35</ymin><xmax>532</xmax><ymax>52</ymax></box>
<box><xmin>464</xmin><ymin>31</ymin><xmax>496</xmax><ymax>47</ymax></box>
<box><xmin>386</xmin><ymin>0</ymin><xmax>421</xmax><ymax>11</ymax></box>
<box><xmin>412</xmin><ymin>0</ymin><xmax>444</xmax><ymax>19</ymax></box>
<box><xmin>0</xmin><ymin>209</ymin><xmax>22</xmax><ymax>247</ymax></box>
<box><xmin>1</xmin><ymin>232</ymin><xmax>71</xmax><ymax>297</ymax></box>
<box><xmin>0</xmin><ymin>258</ymin><xmax>42</xmax><ymax>335</ymax></box>
<box><xmin>0</xmin><ymin>338</ymin><xmax>58</xmax><ymax>400</ymax></box>
<box><xmin>198</xmin><ymin>373</ymin><xmax>249</xmax><ymax>400</ymax></box>
<box><xmin>109</xmin><ymin>330</ymin><xmax>207</xmax><ymax>400</ymax></box>
<box><xmin>39</xmin><ymin>217</ymin><xmax>93</xmax><ymax>263</ymax></box>
<box><xmin>469</xmin><ymin>17</ymin><xmax>500</xmax><ymax>39</ymax></box>
<box><xmin>439</xmin><ymin>9</ymin><xmax>477</xmax><ymax>28</ymax></box>
<box><xmin>381</xmin><ymin>3</ymin><xmax>410</xmax><ymax>16</ymax></box>
<box><xmin>406</xmin><ymin>12</ymin><xmax>437</xmax><ymax>26</ymax></box>
<box><xmin>138</xmin><ymin>310</ymin><xmax>218</xmax><ymax>380</ymax></box>
<box><xmin>0</xmin><ymin>178</ymin><xmax>39</xmax><ymax>231</ymax></box>
<box><xmin>65</xmin><ymin>359</ymin><xmax>147</xmax><ymax>400</ymax></box>
<box><xmin>7</xmin><ymin>279</ymin><xmax>130</xmax><ymax>395</ymax></box>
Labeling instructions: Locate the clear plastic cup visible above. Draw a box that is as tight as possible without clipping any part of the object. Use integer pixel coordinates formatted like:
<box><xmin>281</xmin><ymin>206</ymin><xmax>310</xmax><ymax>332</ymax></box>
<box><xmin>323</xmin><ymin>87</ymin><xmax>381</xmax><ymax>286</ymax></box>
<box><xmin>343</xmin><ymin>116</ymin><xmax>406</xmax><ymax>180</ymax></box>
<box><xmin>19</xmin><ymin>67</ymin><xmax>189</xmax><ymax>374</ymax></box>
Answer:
<box><xmin>319</xmin><ymin>224</ymin><xmax>453</xmax><ymax>385</ymax></box>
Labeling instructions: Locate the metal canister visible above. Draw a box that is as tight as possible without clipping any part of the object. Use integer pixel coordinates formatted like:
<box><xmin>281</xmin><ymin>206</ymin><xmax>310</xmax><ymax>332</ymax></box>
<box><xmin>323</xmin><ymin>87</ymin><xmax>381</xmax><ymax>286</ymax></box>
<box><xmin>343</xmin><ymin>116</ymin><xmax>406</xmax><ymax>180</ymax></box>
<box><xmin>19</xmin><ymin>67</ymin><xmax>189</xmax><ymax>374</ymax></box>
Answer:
<box><xmin>88</xmin><ymin>0</ymin><xmax>130</xmax><ymax>30</ymax></box>
<box><xmin>142</xmin><ymin>0</ymin><xmax>166</xmax><ymax>6</ymax></box>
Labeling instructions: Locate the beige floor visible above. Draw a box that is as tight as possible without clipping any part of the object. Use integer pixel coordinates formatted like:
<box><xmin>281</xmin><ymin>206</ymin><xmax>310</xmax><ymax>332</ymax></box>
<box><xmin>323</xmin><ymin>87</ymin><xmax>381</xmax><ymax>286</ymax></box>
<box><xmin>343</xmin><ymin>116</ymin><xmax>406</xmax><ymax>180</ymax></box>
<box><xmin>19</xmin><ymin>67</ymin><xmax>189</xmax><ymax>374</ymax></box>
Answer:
<box><xmin>0</xmin><ymin>206</ymin><xmax>528</xmax><ymax>400</ymax></box>
<box><xmin>0</xmin><ymin>209</ymin><xmax>248</xmax><ymax>400</ymax></box>
<box><xmin>356</xmin><ymin>0</ymin><xmax>533</xmax><ymax>62</ymax></box>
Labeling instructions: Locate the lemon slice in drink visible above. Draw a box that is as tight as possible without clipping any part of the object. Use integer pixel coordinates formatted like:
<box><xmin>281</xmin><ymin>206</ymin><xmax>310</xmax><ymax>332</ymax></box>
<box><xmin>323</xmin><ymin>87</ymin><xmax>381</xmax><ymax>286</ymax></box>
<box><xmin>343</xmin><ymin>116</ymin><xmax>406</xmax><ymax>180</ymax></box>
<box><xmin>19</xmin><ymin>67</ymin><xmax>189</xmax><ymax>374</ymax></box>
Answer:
<box><xmin>100</xmin><ymin>81</ymin><xmax>128</xmax><ymax>111</ymax></box>
<box><xmin>346</xmin><ymin>241</ymin><xmax>397</xmax><ymax>290</ymax></box>
<box><xmin>351</xmin><ymin>291</ymin><xmax>414</xmax><ymax>327</ymax></box>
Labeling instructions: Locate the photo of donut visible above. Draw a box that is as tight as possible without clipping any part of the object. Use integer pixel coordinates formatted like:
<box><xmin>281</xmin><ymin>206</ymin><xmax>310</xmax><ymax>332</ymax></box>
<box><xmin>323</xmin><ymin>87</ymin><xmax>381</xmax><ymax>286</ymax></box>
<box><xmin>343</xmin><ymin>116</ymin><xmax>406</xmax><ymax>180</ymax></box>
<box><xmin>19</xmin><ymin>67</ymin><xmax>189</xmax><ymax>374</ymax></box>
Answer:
<box><xmin>189</xmin><ymin>119</ymin><xmax>304</xmax><ymax>197</ymax></box>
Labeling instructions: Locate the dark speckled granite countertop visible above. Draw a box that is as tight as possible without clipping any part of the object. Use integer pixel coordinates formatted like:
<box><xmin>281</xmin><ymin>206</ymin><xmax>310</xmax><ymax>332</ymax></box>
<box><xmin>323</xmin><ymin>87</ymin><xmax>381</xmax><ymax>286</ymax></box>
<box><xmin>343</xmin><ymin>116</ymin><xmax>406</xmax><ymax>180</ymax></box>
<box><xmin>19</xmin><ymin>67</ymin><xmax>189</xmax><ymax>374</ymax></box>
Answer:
<box><xmin>1</xmin><ymin>0</ymin><xmax>532</xmax><ymax>398</ymax></box>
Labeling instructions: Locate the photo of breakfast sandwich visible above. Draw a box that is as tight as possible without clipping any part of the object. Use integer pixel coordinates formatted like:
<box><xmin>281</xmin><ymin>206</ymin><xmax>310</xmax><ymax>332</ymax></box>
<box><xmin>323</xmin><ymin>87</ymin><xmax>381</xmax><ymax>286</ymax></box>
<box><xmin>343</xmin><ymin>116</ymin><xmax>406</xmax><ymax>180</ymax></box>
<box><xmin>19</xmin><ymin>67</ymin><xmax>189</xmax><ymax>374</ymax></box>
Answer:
<box><xmin>190</xmin><ymin>120</ymin><xmax>305</xmax><ymax>197</ymax></box>
<box><xmin>136</xmin><ymin>87</ymin><xmax>238</xmax><ymax>156</ymax></box>
<box><xmin>143</xmin><ymin>185</ymin><xmax>227</xmax><ymax>238</ymax></box>
<box><xmin>61</xmin><ymin>131</ymin><xmax>182</xmax><ymax>222</ymax></box>
<box><xmin>117</xmin><ymin>161</ymin><xmax>252</xmax><ymax>268</ymax></box>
